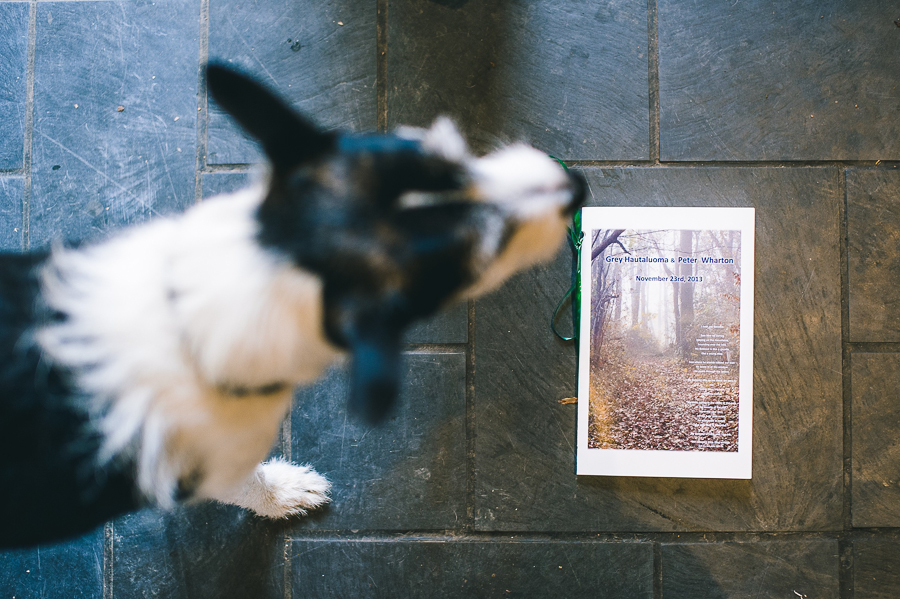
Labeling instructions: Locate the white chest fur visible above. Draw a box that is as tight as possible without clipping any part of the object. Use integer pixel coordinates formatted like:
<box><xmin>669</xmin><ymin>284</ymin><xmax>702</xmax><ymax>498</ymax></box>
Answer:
<box><xmin>37</xmin><ymin>185</ymin><xmax>342</xmax><ymax>504</ymax></box>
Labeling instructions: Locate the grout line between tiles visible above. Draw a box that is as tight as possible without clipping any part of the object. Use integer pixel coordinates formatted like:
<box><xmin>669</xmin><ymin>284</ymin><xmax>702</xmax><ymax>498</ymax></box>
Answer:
<box><xmin>839</xmin><ymin>167</ymin><xmax>854</xmax><ymax>599</ymax></box>
<box><xmin>193</xmin><ymin>161</ymin><xmax>900</xmax><ymax>172</ymax></box>
<box><xmin>194</xmin><ymin>0</ymin><xmax>209</xmax><ymax>204</ymax></box>
<box><xmin>376</xmin><ymin>0</ymin><xmax>388</xmax><ymax>133</ymax></box>
<box><xmin>647</xmin><ymin>0</ymin><xmax>660</xmax><ymax>165</ymax></box>
<box><xmin>285</xmin><ymin>530</ymin><xmax>871</xmax><ymax>544</ymax></box>
<box><xmin>22</xmin><ymin>0</ymin><xmax>36</xmax><ymax>251</ymax></box>
<box><xmin>103</xmin><ymin>522</ymin><xmax>114</xmax><ymax>599</ymax></box>
<box><xmin>846</xmin><ymin>342</ymin><xmax>900</xmax><ymax>353</ymax></box>
<box><xmin>283</xmin><ymin>535</ymin><xmax>293</xmax><ymax>599</ymax></box>
<box><xmin>465</xmin><ymin>298</ymin><xmax>476</xmax><ymax>532</ymax></box>
<box><xmin>564</xmin><ymin>160</ymin><xmax>900</xmax><ymax>169</ymax></box>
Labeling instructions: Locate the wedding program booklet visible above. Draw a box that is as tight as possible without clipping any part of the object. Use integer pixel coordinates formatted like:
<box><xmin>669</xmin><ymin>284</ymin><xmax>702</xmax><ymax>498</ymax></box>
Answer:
<box><xmin>576</xmin><ymin>207</ymin><xmax>754</xmax><ymax>479</ymax></box>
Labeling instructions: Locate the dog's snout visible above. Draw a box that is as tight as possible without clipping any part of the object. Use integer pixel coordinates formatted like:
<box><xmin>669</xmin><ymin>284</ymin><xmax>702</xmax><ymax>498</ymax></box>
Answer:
<box><xmin>563</xmin><ymin>170</ymin><xmax>587</xmax><ymax>216</ymax></box>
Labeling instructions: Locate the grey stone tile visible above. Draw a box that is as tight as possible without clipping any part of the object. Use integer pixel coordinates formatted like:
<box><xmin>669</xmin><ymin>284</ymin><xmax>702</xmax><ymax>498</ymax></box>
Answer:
<box><xmin>30</xmin><ymin>1</ymin><xmax>199</xmax><ymax>246</ymax></box>
<box><xmin>847</xmin><ymin>168</ymin><xmax>900</xmax><ymax>342</ymax></box>
<box><xmin>201</xmin><ymin>171</ymin><xmax>254</xmax><ymax>199</ymax></box>
<box><xmin>662</xmin><ymin>540</ymin><xmax>840</xmax><ymax>599</ymax></box>
<box><xmin>0</xmin><ymin>2</ymin><xmax>28</xmax><ymax>170</ymax></box>
<box><xmin>851</xmin><ymin>353</ymin><xmax>900</xmax><ymax>527</ymax></box>
<box><xmin>475</xmin><ymin>167</ymin><xmax>843</xmax><ymax>532</ymax></box>
<box><xmin>0</xmin><ymin>177</ymin><xmax>24</xmax><ymax>250</ymax></box>
<box><xmin>207</xmin><ymin>0</ymin><xmax>376</xmax><ymax>165</ymax></box>
<box><xmin>853</xmin><ymin>537</ymin><xmax>900</xmax><ymax>599</ymax></box>
<box><xmin>290</xmin><ymin>353</ymin><xmax>466</xmax><ymax>531</ymax></box>
<box><xmin>0</xmin><ymin>531</ymin><xmax>103</xmax><ymax>599</ymax></box>
<box><xmin>659</xmin><ymin>0</ymin><xmax>900</xmax><ymax>161</ymax></box>
<box><xmin>291</xmin><ymin>539</ymin><xmax>653</xmax><ymax>599</ymax></box>
<box><xmin>111</xmin><ymin>504</ymin><xmax>284</xmax><ymax>599</ymax></box>
<box><xmin>387</xmin><ymin>0</ymin><xmax>650</xmax><ymax>159</ymax></box>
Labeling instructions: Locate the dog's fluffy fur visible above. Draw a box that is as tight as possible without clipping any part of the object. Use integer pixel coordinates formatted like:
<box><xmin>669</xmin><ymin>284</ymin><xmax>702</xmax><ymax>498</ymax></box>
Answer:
<box><xmin>0</xmin><ymin>64</ymin><xmax>584</xmax><ymax>548</ymax></box>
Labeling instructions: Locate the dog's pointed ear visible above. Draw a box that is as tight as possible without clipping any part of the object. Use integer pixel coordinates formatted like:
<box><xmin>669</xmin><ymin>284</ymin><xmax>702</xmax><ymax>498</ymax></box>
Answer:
<box><xmin>206</xmin><ymin>63</ymin><xmax>334</xmax><ymax>172</ymax></box>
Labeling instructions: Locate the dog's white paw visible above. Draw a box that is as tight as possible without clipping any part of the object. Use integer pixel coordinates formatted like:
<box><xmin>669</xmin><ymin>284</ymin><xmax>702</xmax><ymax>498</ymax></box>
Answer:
<box><xmin>230</xmin><ymin>458</ymin><xmax>331</xmax><ymax>519</ymax></box>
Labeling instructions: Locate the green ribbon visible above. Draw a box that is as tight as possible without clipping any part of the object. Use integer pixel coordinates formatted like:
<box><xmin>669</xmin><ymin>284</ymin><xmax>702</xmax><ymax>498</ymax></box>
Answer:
<box><xmin>549</xmin><ymin>156</ymin><xmax>583</xmax><ymax>344</ymax></box>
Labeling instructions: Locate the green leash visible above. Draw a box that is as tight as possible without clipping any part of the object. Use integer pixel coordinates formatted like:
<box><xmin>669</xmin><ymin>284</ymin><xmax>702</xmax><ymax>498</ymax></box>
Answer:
<box><xmin>549</xmin><ymin>156</ymin><xmax>583</xmax><ymax>344</ymax></box>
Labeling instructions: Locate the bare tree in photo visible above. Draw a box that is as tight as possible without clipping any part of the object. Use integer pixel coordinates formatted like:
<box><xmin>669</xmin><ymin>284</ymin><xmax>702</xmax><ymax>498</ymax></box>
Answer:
<box><xmin>589</xmin><ymin>229</ymin><xmax>626</xmax><ymax>353</ymax></box>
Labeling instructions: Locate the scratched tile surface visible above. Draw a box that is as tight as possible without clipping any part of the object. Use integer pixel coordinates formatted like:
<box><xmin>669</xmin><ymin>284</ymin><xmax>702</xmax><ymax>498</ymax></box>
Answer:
<box><xmin>201</xmin><ymin>171</ymin><xmax>254</xmax><ymax>200</ymax></box>
<box><xmin>0</xmin><ymin>531</ymin><xmax>103</xmax><ymax>599</ymax></box>
<box><xmin>851</xmin><ymin>353</ymin><xmax>900</xmax><ymax>528</ymax></box>
<box><xmin>290</xmin><ymin>353</ymin><xmax>467</xmax><ymax>532</ymax></box>
<box><xmin>207</xmin><ymin>0</ymin><xmax>376</xmax><ymax>165</ymax></box>
<box><xmin>0</xmin><ymin>177</ymin><xmax>24</xmax><ymax>251</ymax></box>
<box><xmin>853</xmin><ymin>537</ymin><xmax>900</xmax><ymax>599</ymax></box>
<box><xmin>291</xmin><ymin>539</ymin><xmax>654</xmax><ymax>598</ymax></box>
<box><xmin>847</xmin><ymin>168</ymin><xmax>900</xmax><ymax>342</ymax></box>
<box><xmin>387</xmin><ymin>0</ymin><xmax>650</xmax><ymax>159</ymax></box>
<box><xmin>661</xmin><ymin>540</ymin><xmax>840</xmax><ymax>599</ymax></box>
<box><xmin>30</xmin><ymin>1</ymin><xmax>199</xmax><ymax>246</ymax></box>
<box><xmin>111</xmin><ymin>505</ymin><xmax>284</xmax><ymax>599</ymax></box>
<box><xmin>0</xmin><ymin>2</ymin><xmax>29</xmax><ymax>171</ymax></box>
<box><xmin>658</xmin><ymin>0</ymin><xmax>900</xmax><ymax>161</ymax></box>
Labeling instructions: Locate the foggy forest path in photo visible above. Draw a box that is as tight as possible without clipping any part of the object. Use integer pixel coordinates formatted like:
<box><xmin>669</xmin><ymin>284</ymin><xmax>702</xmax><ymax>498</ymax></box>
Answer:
<box><xmin>586</xmin><ymin>226</ymin><xmax>743</xmax><ymax>454</ymax></box>
<box><xmin>588</xmin><ymin>353</ymin><xmax>739</xmax><ymax>452</ymax></box>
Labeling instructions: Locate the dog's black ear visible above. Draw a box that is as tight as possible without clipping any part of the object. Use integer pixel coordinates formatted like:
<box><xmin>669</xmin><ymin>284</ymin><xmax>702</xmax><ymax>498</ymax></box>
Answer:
<box><xmin>206</xmin><ymin>62</ymin><xmax>334</xmax><ymax>172</ymax></box>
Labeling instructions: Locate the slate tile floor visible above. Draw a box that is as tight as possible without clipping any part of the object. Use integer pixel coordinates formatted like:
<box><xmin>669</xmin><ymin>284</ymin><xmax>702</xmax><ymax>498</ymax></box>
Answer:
<box><xmin>0</xmin><ymin>1</ymin><xmax>898</xmax><ymax>597</ymax></box>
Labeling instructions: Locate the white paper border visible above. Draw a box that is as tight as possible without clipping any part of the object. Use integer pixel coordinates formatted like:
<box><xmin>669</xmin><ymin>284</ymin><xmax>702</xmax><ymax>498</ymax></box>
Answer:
<box><xmin>576</xmin><ymin>207</ymin><xmax>755</xmax><ymax>479</ymax></box>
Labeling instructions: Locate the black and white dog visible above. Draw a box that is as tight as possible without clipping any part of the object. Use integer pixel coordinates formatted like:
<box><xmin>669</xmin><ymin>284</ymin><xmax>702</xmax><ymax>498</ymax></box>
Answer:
<box><xmin>0</xmin><ymin>64</ymin><xmax>584</xmax><ymax>548</ymax></box>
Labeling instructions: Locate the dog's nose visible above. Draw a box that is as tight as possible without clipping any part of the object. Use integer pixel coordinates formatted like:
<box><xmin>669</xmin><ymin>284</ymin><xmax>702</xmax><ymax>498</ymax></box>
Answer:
<box><xmin>563</xmin><ymin>170</ymin><xmax>587</xmax><ymax>216</ymax></box>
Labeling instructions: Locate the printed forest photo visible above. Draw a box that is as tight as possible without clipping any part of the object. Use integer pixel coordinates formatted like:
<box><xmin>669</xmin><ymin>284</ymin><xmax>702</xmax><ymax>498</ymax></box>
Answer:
<box><xmin>587</xmin><ymin>228</ymin><xmax>742</xmax><ymax>452</ymax></box>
